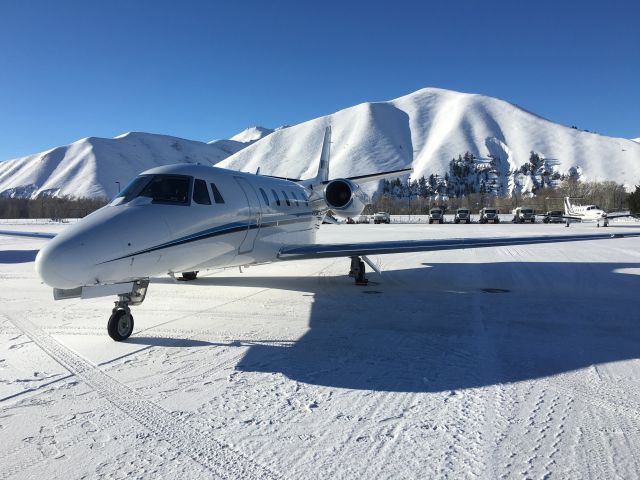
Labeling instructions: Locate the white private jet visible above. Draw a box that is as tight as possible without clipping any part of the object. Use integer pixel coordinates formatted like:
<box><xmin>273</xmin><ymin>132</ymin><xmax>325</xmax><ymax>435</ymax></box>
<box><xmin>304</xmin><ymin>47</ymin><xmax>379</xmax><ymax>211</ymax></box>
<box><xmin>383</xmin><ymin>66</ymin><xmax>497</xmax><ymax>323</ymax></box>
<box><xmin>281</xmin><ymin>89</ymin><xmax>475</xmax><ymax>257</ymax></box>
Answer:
<box><xmin>563</xmin><ymin>197</ymin><xmax>636</xmax><ymax>227</ymax></box>
<box><xmin>1</xmin><ymin>127</ymin><xmax>638</xmax><ymax>341</ymax></box>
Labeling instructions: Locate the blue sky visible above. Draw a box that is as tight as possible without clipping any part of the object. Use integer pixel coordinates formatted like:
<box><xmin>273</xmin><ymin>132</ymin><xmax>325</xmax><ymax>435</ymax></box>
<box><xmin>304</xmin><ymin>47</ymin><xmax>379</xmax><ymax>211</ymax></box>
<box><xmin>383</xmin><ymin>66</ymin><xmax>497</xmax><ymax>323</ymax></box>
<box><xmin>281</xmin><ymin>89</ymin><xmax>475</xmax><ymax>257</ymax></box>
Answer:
<box><xmin>0</xmin><ymin>0</ymin><xmax>638</xmax><ymax>160</ymax></box>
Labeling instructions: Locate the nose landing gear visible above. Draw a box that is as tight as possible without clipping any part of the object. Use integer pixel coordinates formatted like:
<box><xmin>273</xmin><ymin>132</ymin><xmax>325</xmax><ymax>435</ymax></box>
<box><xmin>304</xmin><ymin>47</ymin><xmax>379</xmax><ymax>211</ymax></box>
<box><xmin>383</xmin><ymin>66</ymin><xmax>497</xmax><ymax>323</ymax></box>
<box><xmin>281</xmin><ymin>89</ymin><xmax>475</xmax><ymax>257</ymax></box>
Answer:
<box><xmin>106</xmin><ymin>279</ymin><xmax>149</xmax><ymax>341</ymax></box>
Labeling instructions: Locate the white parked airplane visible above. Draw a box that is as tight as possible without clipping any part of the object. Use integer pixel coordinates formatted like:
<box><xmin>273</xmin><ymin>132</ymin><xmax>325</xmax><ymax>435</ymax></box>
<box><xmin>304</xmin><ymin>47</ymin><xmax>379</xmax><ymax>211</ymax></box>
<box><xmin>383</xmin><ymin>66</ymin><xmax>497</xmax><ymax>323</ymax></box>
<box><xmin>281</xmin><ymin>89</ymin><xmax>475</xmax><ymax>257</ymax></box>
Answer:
<box><xmin>563</xmin><ymin>197</ymin><xmax>636</xmax><ymax>227</ymax></box>
<box><xmin>1</xmin><ymin>127</ymin><xmax>638</xmax><ymax>341</ymax></box>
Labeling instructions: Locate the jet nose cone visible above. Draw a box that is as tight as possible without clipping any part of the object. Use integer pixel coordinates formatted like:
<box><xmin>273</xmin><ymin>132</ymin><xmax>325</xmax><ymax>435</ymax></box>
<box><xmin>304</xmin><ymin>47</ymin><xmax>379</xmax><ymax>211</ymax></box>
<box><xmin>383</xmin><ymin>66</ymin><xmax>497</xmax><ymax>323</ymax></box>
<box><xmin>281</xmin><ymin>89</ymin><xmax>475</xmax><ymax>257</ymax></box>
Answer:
<box><xmin>35</xmin><ymin>241</ymin><xmax>87</xmax><ymax>289</ymax></box>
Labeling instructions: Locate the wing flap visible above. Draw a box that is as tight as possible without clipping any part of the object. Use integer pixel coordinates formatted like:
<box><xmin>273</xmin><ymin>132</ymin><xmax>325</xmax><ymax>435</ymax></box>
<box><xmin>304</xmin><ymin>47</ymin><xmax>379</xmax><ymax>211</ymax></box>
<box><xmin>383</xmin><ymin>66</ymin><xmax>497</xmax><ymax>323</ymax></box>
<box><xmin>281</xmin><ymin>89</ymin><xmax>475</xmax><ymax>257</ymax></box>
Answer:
<box><xmin>278</xmin><ymin>232</ymin><xmax>640</xmax><ymax>260</ymax></box>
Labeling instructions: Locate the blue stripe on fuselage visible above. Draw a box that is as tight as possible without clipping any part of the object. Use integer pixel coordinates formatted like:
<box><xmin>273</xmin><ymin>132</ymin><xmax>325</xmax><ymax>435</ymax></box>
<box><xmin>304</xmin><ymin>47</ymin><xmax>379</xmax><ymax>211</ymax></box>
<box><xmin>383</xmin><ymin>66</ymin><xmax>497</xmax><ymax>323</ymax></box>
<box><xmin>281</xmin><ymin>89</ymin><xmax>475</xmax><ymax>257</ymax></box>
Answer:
<box><xmin>99</xmin><ymin>212</ymin><xmax>316</xmax><ymax>264</ymax></box>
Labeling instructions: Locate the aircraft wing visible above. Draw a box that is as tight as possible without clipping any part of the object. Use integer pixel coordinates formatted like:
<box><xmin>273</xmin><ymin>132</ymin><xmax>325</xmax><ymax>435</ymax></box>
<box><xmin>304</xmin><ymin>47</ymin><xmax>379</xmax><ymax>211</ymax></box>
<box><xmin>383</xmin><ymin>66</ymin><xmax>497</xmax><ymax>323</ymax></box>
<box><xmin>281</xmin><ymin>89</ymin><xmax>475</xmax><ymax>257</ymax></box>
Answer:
<box><xmin>606</xmin><ymin>211</ymin><xmax>638</xmax><ymax>220</ymax></box>
<box><xmin>278</xmin><ymin>232</ymin><xmax>640</xmax><ymax>260</ymax></box>
<box><xmin>0</xmin><ymin>230</ymin><xmax>57</xmax><ymax>239</ymax></box>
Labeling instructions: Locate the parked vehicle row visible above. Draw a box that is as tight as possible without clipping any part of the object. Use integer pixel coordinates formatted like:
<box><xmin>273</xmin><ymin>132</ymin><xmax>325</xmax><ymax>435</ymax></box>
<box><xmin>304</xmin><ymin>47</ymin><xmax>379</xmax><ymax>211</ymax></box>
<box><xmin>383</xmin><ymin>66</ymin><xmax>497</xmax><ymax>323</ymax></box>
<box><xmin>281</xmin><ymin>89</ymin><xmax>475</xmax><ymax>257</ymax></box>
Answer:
<box><xmin>347</xmin><ymin>207</ymin><xmax>566</xmax><ymax>224</ymax></box>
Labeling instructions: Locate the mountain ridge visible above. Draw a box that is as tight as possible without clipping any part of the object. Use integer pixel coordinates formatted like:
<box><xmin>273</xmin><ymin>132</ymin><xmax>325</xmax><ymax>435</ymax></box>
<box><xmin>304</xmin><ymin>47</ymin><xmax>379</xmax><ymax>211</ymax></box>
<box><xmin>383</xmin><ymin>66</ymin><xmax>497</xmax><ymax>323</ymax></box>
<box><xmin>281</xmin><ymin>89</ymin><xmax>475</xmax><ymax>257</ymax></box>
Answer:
<box><xmin>0</xmin><ymin>130</ymin><xmax>269</xmax><ymax>199</ymax></box>
<box><xmin>1</xmin><ymin>87</ymin><xmax>638</xmax><ymax>199</ymax></box>
<box><xmin>219</xmin><ymin>87</ymin><xmax>640</xmax><ymax>196</ymax></box>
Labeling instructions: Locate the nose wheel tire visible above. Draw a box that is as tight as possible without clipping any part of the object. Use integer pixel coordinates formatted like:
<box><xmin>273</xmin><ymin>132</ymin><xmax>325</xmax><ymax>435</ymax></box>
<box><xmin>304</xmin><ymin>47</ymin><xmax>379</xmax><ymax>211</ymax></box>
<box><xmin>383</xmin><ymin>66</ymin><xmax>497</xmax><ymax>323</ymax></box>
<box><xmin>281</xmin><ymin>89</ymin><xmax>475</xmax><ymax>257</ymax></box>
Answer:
<box><xmin>108</xmin><ymin>308</ymin><xmax>134</xmax><ymax>341</ymax></box>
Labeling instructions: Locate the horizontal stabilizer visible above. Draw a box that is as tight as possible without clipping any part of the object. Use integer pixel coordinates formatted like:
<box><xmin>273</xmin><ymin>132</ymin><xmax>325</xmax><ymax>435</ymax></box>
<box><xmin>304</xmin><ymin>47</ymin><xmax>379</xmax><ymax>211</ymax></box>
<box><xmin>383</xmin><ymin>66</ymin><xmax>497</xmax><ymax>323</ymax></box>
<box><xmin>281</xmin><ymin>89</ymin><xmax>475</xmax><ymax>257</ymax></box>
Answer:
<box><xmin>344</xmin><ymin>168</ymin><xmax>413</xmax><ymax>185</ymax></box>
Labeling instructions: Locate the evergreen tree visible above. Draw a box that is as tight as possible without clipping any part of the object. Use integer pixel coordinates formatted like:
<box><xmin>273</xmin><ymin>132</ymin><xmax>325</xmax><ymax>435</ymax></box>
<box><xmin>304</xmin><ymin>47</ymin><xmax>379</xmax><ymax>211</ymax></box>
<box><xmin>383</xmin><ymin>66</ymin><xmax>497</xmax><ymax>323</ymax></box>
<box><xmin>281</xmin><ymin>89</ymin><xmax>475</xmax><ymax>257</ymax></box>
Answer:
<box><xmin>628</xmin><ymin>185</ymin><xmax>640</xmax><ymax>213</ymax></box>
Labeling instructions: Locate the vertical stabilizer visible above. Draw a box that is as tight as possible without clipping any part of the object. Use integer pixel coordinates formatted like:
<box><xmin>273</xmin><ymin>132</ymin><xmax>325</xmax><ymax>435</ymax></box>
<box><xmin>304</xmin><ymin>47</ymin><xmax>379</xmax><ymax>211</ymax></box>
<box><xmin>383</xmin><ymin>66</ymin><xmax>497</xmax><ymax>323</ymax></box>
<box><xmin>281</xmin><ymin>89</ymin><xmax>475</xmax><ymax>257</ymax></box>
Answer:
<box><xmin>313</xmin><ymin>126</ymin><xmax>331</xmax><ymax>184</ymax></box>
<box><xmin>564</xmin><ymin>197</ymin><xmax>572</xmax><ymax>215</ymax></box>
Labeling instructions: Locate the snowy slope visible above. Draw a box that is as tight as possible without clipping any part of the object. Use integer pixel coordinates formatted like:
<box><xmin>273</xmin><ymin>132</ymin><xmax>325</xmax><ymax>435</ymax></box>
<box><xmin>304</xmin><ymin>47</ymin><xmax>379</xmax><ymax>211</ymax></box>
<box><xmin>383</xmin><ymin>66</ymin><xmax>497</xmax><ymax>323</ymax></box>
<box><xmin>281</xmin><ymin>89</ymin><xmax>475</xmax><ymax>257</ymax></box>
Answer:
<box><xmin>2</xmin><ymin>88</ymin><xmax>638</xmax><ymax>200</ymax></box>
<box><xmin>220</xmin><ymin>88</ymin><xmax>640</xmax><ymax>194</ymax></box>
<box><xmin>0</xmin><ymin>131</ymin><xmax>267</xmax><ymax>199</ymax></box>
<box><xmin>205</xmin><ymin>126</ymin><xmax>275</xmax><ymax>158</ymax></box>
<box><xmin>632</xmin><ymin>137</ymin><xmax>640</xmax><ymax>143</ymax></box>
<box><xmin>229</xmin><ymin>126</ymin><xmax>274</xmax><ymax>143</ymax></box>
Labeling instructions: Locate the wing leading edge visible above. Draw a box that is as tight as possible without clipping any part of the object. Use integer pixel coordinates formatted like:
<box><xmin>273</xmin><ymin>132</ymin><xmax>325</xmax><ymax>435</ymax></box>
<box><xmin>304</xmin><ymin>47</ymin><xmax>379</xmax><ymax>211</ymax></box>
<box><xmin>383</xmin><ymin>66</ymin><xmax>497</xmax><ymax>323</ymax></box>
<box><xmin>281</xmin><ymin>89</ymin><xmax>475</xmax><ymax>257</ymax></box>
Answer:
<box><xmin>278</xmin><ymin>232</ymin><xmax>640</xmax><ymax>260</ymax></box>
<box><xmin>0</xmin><ymin>230</ymin><xmax>57</xmax><ymax>239</ymax></box>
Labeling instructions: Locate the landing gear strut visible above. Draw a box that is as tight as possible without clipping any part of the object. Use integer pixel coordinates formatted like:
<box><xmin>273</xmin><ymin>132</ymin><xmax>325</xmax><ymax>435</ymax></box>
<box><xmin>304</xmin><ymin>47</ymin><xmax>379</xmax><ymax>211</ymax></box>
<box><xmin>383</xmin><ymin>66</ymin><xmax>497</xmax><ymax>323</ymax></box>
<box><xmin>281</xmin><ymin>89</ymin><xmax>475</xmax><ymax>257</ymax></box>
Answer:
<box><xmin>349</xmin><ymin>256</ymin><xmax>368</xmax><ymax>285</ymax></box>
<box><xmin>106</xmin><ymin>279</ymin><xmax>149</xmax><ymax>341</ymax></box>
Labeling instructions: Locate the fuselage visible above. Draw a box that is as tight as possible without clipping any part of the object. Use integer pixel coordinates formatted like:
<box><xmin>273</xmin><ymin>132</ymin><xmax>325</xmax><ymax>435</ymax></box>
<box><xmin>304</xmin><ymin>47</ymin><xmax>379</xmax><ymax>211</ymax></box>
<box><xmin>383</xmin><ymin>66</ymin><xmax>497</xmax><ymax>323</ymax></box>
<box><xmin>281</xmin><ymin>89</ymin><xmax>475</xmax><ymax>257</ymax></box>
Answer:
<box><xmin>35</xmin><ymin>164</ymin><xmax>325</xmax><ymax>289</ymax></box>
<box><xmin>565</xmin><ymin>202</ymin><xmax>607</xmax><ymax>222</ymax></box>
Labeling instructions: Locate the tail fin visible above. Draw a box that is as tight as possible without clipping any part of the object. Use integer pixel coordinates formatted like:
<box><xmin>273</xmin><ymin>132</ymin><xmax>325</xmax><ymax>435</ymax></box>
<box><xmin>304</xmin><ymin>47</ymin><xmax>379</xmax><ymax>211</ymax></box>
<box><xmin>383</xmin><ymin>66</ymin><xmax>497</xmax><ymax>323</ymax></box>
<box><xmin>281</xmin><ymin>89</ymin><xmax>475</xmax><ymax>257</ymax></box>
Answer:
<box><xmin>313</xmin><ymin>126</ymin><xmax>331</xmax><ymax>184</ymax></box>
<box><xmin>564</xmin><ymin>197</ymin><xmax>572</xmax><ymax>215</ymax></box>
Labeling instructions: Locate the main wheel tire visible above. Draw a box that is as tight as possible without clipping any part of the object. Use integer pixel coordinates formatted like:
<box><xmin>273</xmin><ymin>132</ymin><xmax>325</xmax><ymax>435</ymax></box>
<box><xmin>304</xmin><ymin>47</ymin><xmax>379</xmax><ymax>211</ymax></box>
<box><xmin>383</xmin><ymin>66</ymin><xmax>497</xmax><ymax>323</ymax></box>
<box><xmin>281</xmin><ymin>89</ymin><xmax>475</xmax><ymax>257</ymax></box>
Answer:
<box><xmin>181</xmin><ymin>271</ymin><xmax>198</xmax><ymax>281</ymax></box>
<box><xmin>107</xmin><ymin>309</ymin><xmax>134</xmax><ymax>341</ymax></box>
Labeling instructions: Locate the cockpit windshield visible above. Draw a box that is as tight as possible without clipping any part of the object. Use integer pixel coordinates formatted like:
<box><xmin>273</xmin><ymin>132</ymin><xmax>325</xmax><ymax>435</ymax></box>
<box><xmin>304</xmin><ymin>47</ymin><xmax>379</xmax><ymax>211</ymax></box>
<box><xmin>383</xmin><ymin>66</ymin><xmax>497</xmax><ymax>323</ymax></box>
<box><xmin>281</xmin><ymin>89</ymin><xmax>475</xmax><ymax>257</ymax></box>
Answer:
<box><xmin>112</xmin><ymin>175</ymin><xmax>192</xmax><ymax>205</ymax></box>
<box><xmin>139</xmin><ymin>175</ymin><xmax>191</xmax><ymax>204</ymax></box>
<box><xmin>113</xmin><ymin>175</ymin><xmax>150</xmax><ymax>203</ymax></box>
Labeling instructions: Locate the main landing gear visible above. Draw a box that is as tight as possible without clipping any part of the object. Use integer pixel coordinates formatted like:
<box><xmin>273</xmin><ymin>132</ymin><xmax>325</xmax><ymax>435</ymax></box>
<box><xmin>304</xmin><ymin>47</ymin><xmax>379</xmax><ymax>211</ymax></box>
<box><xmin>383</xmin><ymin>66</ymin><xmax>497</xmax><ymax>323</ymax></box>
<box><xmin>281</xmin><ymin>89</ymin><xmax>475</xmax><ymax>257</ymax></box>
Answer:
<box><xmin>107</xmin><ymin>279</ymin><xmax>149</xmax><ymax>341</ymax></box>
<box><xmin>349</xmin><ymin>256</ymin><xmax>369</xmax><ymax>285</ymax></box>
<box><xmin>179</xmin><ymin>271</ymin><xmax>199</xmax><ymax>281</ymax></box>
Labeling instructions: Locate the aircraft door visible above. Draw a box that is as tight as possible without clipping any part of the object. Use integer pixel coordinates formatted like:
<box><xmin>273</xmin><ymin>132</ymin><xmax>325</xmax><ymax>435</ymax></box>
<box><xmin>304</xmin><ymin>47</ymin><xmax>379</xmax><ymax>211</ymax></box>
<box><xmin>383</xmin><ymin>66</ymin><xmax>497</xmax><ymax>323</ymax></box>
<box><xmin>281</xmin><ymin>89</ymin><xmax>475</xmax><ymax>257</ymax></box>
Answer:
<box><xmin>234</xmin><ymin>177</ymin><xmax>262</xmax><ymax>254</ymax></box>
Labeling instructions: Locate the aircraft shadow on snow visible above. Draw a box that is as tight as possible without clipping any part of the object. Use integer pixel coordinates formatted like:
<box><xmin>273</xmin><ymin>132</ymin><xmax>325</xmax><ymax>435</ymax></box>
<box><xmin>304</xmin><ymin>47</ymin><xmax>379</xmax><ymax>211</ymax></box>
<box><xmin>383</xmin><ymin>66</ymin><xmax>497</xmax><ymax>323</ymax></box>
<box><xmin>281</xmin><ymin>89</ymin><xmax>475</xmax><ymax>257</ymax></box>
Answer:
<box><xmin>0</xmin><ymin>250</ymin><xmax>39</xmax><ymax>264</ymax></box>
<box><xmin>157</xmin><ymin>260</ymin><xmax>640</xmax><ymax>393</ymax></box>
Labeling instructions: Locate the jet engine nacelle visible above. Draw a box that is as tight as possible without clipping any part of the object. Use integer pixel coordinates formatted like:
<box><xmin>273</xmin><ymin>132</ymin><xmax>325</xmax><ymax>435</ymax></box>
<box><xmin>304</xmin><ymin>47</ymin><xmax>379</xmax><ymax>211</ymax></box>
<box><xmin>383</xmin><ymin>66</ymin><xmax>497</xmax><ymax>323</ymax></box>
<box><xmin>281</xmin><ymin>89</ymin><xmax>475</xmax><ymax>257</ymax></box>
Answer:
<box><xmin>324</xmin><ymin>179</ymin><xmax>369</xmax><ymax>218</ymax></box>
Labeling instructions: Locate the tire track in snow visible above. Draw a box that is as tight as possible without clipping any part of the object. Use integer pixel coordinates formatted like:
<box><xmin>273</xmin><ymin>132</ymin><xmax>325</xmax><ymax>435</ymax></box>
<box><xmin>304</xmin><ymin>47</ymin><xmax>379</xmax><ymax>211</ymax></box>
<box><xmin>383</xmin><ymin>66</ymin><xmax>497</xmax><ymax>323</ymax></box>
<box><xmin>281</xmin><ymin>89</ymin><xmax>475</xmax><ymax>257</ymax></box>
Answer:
<box><xmin>3</xmin><ymin>314</ymin><xmax>282</xmax><ymax>480</ymax></box>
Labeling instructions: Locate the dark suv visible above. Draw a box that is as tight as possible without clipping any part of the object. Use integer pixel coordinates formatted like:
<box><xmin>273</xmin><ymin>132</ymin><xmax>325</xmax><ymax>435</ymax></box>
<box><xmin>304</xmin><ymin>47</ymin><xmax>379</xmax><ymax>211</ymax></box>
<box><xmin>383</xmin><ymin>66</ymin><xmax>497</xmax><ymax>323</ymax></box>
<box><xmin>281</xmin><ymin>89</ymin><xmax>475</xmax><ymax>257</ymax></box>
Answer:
<box><xmin>542</xmin><ymin>210</ymin><xmax>564</xmax><ymax>223</ymax></box>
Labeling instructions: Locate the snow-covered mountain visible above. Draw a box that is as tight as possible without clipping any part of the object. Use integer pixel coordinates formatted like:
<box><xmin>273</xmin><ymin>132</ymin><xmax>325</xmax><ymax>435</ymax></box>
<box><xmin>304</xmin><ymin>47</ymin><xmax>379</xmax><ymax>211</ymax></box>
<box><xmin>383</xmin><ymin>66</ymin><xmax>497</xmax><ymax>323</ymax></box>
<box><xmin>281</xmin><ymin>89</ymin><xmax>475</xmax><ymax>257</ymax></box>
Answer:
<box><xmin>220</xmin><ymin>88</ymin><xmax>640</xmax><ymax>196</ymax></box>
<box><xmin>0</xmin><ymin>129</ymin><xmax>269</xmax><ymax>199</ymax></box>
<box><xmin>632</xmin><ymin>137</ymin><xmax>640</xmax><ymax>143</ymax></box>
<box><xmin>1</xmin><ymin>88</ymin><xmax>638</xmax><ymax>199</ymax></box>
<box><xmin>229</xmin><ymin>126</ymin><xmax>274</xmax><ymax>143</ymax></box>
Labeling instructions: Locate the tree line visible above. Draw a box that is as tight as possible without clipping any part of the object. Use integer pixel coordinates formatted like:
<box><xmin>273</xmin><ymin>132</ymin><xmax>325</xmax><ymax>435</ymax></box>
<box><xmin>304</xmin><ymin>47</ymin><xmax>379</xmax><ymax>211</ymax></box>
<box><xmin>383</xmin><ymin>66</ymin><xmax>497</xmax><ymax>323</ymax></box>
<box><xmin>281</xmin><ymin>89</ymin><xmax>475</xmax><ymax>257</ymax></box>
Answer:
<box><xmin>0</xmin><ymin>196</ymin><xmax>108</xmax><ymax>219</ymax></box>
<box><xmin>1</xmin><ymin>177</ymin><xmax>639</xmax><ymax>219</ymax></box>
<box><xmin>368</xmin><ymin>178</ymin><xmax>637</xmax><ymax>215</ymax></box>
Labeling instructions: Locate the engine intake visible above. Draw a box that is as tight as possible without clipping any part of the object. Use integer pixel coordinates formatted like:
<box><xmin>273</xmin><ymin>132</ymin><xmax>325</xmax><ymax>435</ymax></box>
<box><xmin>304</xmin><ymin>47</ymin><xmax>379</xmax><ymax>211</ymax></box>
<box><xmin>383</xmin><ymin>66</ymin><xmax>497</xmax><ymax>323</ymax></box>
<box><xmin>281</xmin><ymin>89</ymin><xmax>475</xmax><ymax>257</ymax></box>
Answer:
<box><xmin>325</xmin><ymin>179</ymin><xmax>353</xmax><ymax>209</ymax></box>
<box><xmin>323</xmin><ymin>179</ymin><xmax>368</xmax><ymax>218</ymax></box>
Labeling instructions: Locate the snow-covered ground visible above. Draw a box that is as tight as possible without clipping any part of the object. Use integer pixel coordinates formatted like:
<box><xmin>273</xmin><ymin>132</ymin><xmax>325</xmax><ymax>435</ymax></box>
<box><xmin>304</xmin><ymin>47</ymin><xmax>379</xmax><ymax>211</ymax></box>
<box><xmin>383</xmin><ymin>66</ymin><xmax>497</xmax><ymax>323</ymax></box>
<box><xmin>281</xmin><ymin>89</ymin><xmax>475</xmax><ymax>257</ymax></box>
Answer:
<box><xmin>2</xmin><ymin>222</ymin><xmax>640</xmax><ymax>478</ymax></box>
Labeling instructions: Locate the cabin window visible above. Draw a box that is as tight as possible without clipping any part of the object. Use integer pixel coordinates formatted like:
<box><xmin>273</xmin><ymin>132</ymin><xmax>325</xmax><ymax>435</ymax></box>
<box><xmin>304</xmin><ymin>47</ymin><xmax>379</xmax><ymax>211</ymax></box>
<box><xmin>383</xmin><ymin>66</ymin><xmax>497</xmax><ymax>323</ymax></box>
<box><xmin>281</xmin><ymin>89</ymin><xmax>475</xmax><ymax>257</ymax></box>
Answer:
<box><xmin>193</xmin><ymin>179</ymin><xmax>211</xmax><ymax>205</ymax></box>
<box><xmin>271</xmin><ymin>189</ymin><xmax>281</xmax><ymax>206</ymax></box>
<box><xmin>210</xmin><ymin>183</ymin><xmax>225</xmax><ymax>204</ymax></box>
<box><xmin>290</xmin><ymin>191</ymin><xmax>300</xmax><ymax>207</ymax></box>
<box><xmin>259</xmin><ymin>188</ymin><xmax>270</xmax><ymax>206</ymax></box>
<box><xmin>282</xmin><ymin>190</ymin><xmax>291</xmax><ymax>206</ymax></box>
<box><xmin>139</xmin><ymin>175</ymin><xmax>191</xmax><ymax>205</ymax></box>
